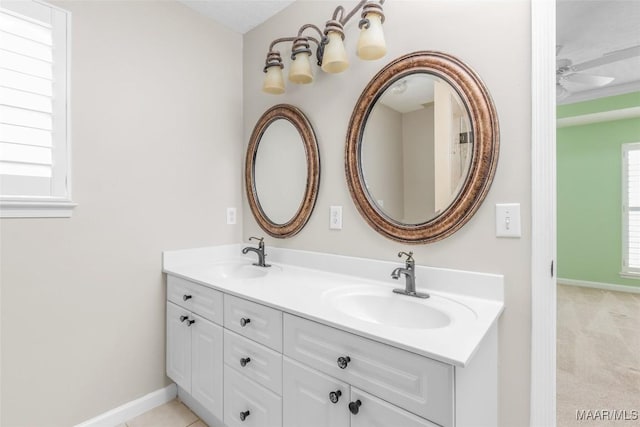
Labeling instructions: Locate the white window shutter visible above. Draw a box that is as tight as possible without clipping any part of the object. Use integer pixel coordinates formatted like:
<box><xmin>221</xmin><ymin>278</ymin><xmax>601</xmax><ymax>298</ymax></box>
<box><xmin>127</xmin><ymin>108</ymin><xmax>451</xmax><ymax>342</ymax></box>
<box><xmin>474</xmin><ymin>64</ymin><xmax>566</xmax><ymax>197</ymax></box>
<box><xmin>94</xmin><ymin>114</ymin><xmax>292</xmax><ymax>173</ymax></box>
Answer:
<box><xmin>0</xmin><ymin>0</ymin><xmax>70</xmax><ymax>203</ymax></box>
<box><xmin>623</xmin><ymin>142</ymin><xmax>640</xmax><ymax>274</ymax></box>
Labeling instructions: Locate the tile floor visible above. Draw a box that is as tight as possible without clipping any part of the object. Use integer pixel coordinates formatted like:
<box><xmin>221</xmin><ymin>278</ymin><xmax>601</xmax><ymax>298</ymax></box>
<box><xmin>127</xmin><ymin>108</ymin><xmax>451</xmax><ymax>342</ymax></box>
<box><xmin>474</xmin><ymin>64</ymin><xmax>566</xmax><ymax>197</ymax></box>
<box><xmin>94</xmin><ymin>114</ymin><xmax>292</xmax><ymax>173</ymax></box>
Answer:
<box><xmin>118</xmin><ymin>399</ymin><xmax>207</xmax><ymax>427</ymax></box>
<box><xmin>557</xmin><ymin>284</ymin><xmax>640</xmax><ymax>426</ymax></box>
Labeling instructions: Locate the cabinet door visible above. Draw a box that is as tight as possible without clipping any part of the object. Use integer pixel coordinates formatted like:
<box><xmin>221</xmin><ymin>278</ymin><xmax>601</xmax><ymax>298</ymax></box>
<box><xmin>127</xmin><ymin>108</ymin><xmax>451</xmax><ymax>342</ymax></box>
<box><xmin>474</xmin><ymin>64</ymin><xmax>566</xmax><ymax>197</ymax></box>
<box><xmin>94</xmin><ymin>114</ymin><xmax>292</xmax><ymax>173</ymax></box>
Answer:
<box><xmin>350</xmin><ymin>388</ymin><xmax>439</xmax><ymax>427</ymax></box>
<box><xmin>283</xmin><ymin>357</ymin><xmax>349</xmax><ymax>427</ymax></box>
<box><xmin>166</xmin><ymin>301</ymin><xmax>191</xmax><ymax>391</ymax></box>
<box><xmin>191</xmin><ymin>313</ymin><xmax>223</xmax><ymax>419</ymax></box>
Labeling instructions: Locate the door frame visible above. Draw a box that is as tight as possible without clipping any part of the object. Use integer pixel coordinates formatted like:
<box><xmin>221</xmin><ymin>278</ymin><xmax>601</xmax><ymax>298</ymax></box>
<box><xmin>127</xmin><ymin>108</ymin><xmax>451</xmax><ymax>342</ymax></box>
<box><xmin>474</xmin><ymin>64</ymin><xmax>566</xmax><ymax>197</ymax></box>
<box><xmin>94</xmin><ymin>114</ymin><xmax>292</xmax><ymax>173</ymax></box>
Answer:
<box><xmin>530</xmin><ymin>0</ymin><xmax>557</xmax><ymax>425</ymax></box>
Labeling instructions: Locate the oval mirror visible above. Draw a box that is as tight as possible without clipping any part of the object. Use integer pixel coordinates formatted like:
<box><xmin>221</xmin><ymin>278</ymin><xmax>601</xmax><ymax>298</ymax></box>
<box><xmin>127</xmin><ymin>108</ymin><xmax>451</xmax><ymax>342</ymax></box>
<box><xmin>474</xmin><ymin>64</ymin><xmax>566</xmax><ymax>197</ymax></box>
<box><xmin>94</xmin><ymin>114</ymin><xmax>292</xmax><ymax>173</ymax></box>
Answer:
<box><xmin>246</xmin><ymin>104</ymin><xmax>320</xmax><ymax>238</ymax></box>
<box><xmin>346</xmin><ymin>51</ymin><xmax>499</xmax><ymax>243</ymax></box>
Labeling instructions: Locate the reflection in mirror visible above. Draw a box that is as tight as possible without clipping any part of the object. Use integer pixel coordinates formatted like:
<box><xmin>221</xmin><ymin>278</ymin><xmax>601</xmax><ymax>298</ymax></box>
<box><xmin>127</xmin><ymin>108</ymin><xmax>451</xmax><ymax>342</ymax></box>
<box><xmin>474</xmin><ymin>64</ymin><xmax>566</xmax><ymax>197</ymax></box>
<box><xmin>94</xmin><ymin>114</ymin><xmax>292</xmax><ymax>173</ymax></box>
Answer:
<box><xmin>346</xmin><ymin>51</ymin><xmax>499</xmax><ymax>243</ymax></box>
<box><xmin>254</xmin><ymin>119</ymin><xmax>307</xmax><ymax>224</ymax></box>
<box><xmin>361</xmin><ymin>73</ymin><xmax>472</xmax><ymax>224</ymax></box>
<box><xmin>246</xmin><ymin>104</ymin><xmax>320</xmax><ymax>238</ymax></box>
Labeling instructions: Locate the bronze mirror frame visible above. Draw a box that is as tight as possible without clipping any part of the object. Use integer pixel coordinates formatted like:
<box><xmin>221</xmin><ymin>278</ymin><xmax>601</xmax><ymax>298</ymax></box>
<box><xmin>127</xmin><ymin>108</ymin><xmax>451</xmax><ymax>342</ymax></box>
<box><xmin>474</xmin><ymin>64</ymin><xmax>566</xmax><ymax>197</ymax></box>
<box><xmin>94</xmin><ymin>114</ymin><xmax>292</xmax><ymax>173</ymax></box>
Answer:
<box><xmin>246</xmin><ymin>104</ymin><xmax>320</xmax><ymax>238</ymax></box>
<box><xmin>346</xmin><ymin>51</ymin><xmax>499</xmax><ymax>244</ymax></box>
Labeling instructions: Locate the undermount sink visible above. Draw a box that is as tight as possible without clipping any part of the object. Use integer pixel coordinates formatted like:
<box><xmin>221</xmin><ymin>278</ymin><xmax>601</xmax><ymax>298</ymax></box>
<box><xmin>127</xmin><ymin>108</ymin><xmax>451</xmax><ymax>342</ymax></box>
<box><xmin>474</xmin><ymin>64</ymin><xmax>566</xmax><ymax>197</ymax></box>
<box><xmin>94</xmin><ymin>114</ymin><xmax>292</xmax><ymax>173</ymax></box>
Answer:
<box><xmin>206</xmin><ymin>261</ymin><xmax>279</xmax><ymax>280</ymax></box>
<box><xmin>324</xmin><ymin>286</ymin><xmax>476</xmax><ymax>330</ymax></box>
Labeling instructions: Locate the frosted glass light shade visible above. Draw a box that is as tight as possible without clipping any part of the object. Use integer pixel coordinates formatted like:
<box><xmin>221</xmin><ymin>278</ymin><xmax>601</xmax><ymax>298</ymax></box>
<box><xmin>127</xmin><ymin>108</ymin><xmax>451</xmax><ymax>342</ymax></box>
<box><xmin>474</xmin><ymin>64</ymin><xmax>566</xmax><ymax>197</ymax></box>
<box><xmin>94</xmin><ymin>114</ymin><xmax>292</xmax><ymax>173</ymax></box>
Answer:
<box><xmin>263</xmin><ymin>66</ymin><xmax>285</xmax><ymax>94</ymax></box>
<box><xmin>289</xmin><ymin>52</ymin><xmax>313</xmax><ymax>84</ymax></box>
<box><xmin>357</xmin><ymin>13</ymin><xmax>386</xmax><ymax>60</ymax></box>
<box><xmin>321</xmin><ymin>31</ymin><xmax>349</xmax><ymax>73</ymax></box>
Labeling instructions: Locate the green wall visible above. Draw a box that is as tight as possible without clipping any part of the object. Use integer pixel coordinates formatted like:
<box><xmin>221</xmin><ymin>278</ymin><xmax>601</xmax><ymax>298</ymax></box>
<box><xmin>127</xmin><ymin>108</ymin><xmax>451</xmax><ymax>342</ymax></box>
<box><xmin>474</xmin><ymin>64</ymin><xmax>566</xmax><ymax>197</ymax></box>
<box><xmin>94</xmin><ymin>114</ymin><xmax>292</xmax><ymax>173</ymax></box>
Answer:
<box><xmin>557</xmin><ymin>92</ymin><xmax>640</xmax><ymax>287</ymax></box>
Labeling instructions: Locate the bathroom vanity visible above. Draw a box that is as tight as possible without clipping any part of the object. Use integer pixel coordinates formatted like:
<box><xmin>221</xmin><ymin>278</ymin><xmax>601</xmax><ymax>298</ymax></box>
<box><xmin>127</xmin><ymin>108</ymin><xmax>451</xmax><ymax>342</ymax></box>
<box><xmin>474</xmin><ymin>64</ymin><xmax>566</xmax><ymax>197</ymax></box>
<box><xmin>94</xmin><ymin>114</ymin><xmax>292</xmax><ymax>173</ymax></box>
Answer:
<box><xmin>163</xmin><ymin>245</ymin><xmax>504</xmax><ymax>427</ymax></box>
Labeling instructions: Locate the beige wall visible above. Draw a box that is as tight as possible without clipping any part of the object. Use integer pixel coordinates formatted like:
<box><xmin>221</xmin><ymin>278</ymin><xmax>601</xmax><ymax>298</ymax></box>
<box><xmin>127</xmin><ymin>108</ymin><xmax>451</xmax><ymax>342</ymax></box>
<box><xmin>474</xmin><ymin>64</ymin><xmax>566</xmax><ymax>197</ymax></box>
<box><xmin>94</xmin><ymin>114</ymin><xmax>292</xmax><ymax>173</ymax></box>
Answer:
<box><xmin>243</xmin><ymin>1</ymin><xmax>532</xmax><ymax>426</ymax></box>
<box><xmin>0</xmin><ymin>1</ymin><xmax>242</xmax><ymax>426</ymax></box>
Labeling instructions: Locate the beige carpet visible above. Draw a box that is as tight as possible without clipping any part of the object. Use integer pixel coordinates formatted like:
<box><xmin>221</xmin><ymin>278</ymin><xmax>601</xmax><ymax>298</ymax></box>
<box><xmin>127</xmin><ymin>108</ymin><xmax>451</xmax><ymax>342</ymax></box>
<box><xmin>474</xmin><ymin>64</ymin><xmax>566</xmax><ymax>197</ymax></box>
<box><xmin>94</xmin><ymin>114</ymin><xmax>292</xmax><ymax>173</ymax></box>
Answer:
<box><xmin>557</xmin><ymin>284</ymin><xmax>640</xmax><ymax>426</ymax></box>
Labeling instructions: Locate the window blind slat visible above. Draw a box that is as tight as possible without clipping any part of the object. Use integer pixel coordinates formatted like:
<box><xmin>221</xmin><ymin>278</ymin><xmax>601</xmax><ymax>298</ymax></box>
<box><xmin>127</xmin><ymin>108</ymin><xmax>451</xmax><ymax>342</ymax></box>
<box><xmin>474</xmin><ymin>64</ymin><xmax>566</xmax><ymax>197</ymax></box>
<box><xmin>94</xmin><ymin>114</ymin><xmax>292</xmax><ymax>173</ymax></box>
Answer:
<box><xmin>0</xmin><ymin>49</ymin><xmax>52</xmax><ymax>79</ymax></box>
<box><xmin>0</xmin><ymin>123</ymin><xmax>51</xmax><ymax>147</ymax></box>
<box><xmin>0</xmin><ymin>68</ymin><xmax>52</xmax><ymax>96</ymax></box>
<box><xmin>0</xmin><ymin>30</ymin><xmax>52</xmax><ymax>61</ymax></box>
<box><xmin>0</xmin><ymin>141</ymin><xmax>51</xmax><ymax>165</ymax></box>
<box><xmin>0</xmin><ymin>11</ymin><xmax>51</xmax><ymax>45</ymax></box>
<box><xmin>0</xmin><ymin>160</ymin><xmax>51</xmax><ymax>177</ymax></box>
<box><xmin>0</xmin><ymin>86</ymin><xmax>51</xmax><ymax>113</ymax></box>
<box><xmin>0</xmin><ymin>105</ymin><xmax>52</xmax><ymax>130</ymax></box>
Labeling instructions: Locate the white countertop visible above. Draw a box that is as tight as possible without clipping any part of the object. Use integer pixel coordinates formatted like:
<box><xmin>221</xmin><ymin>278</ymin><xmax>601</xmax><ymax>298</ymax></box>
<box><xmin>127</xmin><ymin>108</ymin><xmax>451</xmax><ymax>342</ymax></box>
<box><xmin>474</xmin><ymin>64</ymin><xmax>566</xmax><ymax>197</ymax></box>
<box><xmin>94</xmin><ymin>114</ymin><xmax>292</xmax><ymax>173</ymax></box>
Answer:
<box><xmin>163</xmin><ymin>245</ymin><xmax>504</xmax><ymax>367</ymax></box>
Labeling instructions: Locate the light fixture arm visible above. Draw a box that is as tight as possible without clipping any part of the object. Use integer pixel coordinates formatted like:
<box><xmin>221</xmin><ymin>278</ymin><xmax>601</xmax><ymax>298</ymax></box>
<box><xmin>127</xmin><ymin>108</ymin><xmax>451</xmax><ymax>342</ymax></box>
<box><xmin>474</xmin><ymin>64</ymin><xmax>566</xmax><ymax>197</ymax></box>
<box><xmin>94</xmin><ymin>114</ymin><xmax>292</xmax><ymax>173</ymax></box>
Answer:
<box><xmin>297</xmin><ymin>24</ymin><xmax>325</xmax><ymax>66</ymax></box>
<box><xmin>332</xmin><ymin>0</ymin><xmax>385</xmax><ymax>26</ymax></box>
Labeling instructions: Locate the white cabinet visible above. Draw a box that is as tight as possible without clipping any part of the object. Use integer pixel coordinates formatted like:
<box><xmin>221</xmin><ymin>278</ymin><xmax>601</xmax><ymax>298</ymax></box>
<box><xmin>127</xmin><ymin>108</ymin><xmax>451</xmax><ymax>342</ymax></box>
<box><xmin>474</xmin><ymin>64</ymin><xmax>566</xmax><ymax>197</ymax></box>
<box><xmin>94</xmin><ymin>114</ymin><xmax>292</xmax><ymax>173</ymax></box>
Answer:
<box><xmin>166</xmin><ymin>276</ymin><xmax>223</xmax><ymax>419</ymax></box>
<box><xmin>166</xmin><ymin>273</ymin><xmax>497</xmax><ymax>427</ymax></box>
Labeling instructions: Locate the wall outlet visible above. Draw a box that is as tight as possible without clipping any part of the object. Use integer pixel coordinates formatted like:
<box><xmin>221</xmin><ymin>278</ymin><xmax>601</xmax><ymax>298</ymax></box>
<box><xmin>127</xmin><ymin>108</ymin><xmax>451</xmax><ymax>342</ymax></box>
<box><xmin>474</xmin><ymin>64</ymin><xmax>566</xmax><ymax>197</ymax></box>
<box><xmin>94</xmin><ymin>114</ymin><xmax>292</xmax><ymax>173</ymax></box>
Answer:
<box><xmin>496</xmin><ymin>203</ymin><xmax>521</xmax><ymax>237</ymax></box>
<box><xmin>330</xmin><ymin>206</ymin><xmax>342</xmax><ymax>230</ymax></box>
<box><xmin>226</xmin><ymin>207</ymin><xmax>237</xmax><ymax>225</ymax></box>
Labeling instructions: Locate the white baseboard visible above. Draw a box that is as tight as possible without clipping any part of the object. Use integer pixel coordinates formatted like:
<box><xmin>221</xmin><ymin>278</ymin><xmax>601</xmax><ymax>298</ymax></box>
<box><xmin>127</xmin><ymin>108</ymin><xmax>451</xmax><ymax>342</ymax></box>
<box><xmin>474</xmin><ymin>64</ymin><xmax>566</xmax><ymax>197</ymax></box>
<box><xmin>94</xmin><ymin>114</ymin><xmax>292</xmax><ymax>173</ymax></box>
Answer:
<box><xmin>73</xmin><ymin>383</ymin><xmax>177</xmax><ymax>427</ymax></box>
<box><xmin>558</xmin><ymin>278</ymin><xmax>640</xmax><ymax>294</ymax></box>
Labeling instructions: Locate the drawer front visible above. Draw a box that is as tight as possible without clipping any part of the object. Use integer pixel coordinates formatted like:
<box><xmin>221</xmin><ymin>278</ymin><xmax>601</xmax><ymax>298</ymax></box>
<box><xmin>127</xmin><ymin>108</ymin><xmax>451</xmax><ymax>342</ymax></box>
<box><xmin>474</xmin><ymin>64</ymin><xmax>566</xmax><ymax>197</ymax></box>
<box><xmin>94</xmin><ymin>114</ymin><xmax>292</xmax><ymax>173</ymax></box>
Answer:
<box><xmin>224</xmin><ymin>365</ymin><xmax>282</xmax><ymax>427</ymax></box>
<box><xmin>283</xmin><ymin>314</ymin><xmax>454</xmax><ymax>427</ymax></box>
<box><xmin>283</xmin><ymin>357</ymin><xmax>349</xmax><ymax>427</ymax></box>
<box><xmin>167</xmin><ymin>275</ymin><xmax>223</xmax><ymax>325</ymax></box>
<box><xmin>350</xmin><ymin>388</ymin><xmax>439</xmax><ymax>427</ymax></box>
<box><xmin>224</xmin><ymin>294</ymin><xmax>282</xmax><ymax>351</ymax></box>
<box><xmin>224</xmin><ymin>329</ymin><xmax>283</xmax><ymax>395</ymax></box>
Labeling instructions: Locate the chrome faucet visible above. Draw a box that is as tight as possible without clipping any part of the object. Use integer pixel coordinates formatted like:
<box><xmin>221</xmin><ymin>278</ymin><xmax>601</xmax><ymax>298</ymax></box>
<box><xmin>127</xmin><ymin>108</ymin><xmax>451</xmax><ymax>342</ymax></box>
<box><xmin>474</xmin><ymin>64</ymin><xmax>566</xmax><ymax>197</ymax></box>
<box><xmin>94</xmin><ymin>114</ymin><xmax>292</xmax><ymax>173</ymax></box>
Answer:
<box><xmin>391</xmin><ymin>251</ymin><xmax>429</xmax><ymax>298</ymax></box>
<box><xmin>242</xmin><ymin>237</ymin><xmax>271</xmax><ymax>267</ymax></box>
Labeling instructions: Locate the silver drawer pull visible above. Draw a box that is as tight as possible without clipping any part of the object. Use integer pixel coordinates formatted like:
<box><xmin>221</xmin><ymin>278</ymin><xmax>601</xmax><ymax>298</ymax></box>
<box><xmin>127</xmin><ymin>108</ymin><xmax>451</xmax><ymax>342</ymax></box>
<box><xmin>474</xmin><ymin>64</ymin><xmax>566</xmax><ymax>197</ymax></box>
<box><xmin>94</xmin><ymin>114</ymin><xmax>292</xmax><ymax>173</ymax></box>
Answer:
<box><xmin>240</xmin><ymin>317</ymin><xmax>251</xmax><ymax>327</ymax></box>
<box><xmin>240</xmin><ymin>357</ymin><xmax>251</xmax><ymax>367</ymax></box>
<box><xmin>183</xmin><ymin>294</ymin><xmax>192</xmax><ymax>301</ymax></box>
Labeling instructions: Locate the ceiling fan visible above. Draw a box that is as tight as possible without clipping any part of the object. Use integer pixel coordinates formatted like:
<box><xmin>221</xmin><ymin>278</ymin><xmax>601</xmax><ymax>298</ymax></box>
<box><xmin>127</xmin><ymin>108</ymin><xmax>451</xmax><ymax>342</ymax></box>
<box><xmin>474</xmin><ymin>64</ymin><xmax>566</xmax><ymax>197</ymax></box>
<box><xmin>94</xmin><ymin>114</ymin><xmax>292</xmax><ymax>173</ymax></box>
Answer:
<box><xmin>556</xmin><ymin>45</ymin><xmax>640</xmax><ymax>100</ymax></box>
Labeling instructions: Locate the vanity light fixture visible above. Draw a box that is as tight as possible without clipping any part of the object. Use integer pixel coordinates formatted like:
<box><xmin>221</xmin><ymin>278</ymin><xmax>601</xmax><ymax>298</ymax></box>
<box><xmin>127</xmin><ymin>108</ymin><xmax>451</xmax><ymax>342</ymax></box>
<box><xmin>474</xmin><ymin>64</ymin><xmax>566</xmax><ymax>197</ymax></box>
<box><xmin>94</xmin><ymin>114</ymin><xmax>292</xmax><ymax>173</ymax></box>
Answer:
<box><xmin>261</xmin><ymin>0</ymin><xmax>387</xmax><ymax>95</ymax></box>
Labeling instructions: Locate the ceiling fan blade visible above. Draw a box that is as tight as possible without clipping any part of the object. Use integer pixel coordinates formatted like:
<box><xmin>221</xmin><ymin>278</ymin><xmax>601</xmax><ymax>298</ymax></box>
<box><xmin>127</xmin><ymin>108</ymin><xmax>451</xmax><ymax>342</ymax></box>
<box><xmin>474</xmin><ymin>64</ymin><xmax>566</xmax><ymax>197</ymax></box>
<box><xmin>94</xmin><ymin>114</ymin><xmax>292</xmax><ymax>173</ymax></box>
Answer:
<box><xmin>563</xmin><ymin>73</ymin><xmax>615</xmax><ymax>88</ymax></box>
<box><xmin>572</xmin><ymin>45</ymin><xmax>640</xmax><ymax>72</ymax></box>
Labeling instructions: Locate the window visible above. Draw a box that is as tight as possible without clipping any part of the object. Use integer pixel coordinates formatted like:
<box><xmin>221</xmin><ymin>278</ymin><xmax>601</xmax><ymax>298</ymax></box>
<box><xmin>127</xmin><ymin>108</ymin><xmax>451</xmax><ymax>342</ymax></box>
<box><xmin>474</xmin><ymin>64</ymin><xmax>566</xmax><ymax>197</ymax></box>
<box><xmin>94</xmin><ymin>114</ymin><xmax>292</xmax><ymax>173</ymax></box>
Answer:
<box><xmin>0</xmin><ymin>0</ymin><xmax>74</xmax><ymax>217</ymax></box>
<box><xmin>622</xmin><ymin>142</ymin><xmax>640</xmax><ymax>276</ymax></box>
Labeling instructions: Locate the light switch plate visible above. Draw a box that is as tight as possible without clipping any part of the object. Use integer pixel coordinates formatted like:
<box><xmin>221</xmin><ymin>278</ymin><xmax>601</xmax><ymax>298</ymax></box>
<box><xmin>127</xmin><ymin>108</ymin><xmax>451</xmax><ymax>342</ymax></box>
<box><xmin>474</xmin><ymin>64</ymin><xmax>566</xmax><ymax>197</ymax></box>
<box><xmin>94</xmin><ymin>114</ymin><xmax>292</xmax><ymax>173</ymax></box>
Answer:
<box><xmin>496</xmin><ymin>203</ymin><xmax>521</xmax><ymax>237</ymax></box>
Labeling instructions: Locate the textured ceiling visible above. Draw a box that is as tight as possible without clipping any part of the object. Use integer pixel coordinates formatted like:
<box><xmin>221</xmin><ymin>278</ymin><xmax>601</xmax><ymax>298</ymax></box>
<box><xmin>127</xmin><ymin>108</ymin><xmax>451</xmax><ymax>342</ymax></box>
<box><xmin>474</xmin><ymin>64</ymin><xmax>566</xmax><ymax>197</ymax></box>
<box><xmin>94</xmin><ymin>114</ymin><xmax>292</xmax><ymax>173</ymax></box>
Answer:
<box><xmin>557</xmin><ymin>0</ymin><xmax>640</xmax><ymax>104</ymax></box>
<box><xmin>179</xmin><ymin>0</ymin><xmax>295</xmax><ymax>34</ymax></box>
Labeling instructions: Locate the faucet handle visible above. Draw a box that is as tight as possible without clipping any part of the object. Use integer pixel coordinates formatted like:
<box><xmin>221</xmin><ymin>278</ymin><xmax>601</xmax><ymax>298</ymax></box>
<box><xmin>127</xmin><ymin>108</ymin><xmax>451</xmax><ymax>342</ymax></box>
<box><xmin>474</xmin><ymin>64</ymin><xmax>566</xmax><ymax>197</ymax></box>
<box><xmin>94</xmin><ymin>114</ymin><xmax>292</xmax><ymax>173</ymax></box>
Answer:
<box><xmin>397</xmin><ymin>251</ymin><xmax>414</xmax><ymax>263</ymax></box>
<box><xmin>248</xmin><ymin>236</ymin><xmax>265</xmax><ymax>248</ymax></box>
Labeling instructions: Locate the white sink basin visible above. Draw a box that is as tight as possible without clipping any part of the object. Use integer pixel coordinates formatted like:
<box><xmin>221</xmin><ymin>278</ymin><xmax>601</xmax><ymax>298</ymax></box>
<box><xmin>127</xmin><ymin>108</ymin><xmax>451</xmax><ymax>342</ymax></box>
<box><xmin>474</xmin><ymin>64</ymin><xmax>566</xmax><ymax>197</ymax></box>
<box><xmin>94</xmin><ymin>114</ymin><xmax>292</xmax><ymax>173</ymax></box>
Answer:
<box><xmin>324</xmin><ymin>286</ymin><xmax>476</xmax><ymax>330</ymax></box>
<box><xmin>206</xmin><ymin>261</ymin><xmax>278</xmax><ymax>280</ymax></box>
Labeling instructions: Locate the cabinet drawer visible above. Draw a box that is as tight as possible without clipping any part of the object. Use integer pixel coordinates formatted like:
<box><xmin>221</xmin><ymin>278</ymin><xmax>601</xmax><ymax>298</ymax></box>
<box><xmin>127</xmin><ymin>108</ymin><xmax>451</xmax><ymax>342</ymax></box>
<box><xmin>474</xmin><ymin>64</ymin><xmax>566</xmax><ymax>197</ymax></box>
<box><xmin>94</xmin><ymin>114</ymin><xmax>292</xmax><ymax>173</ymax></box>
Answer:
<box><xmin>224</xmin><ymin>329</ymin><xmax>283</xmax><ymax>395</ymax></box>
<box><xmin>350</xmin><ymin>388</ymin><xmax>439</xmax><ymax>427</ymax></box>
<box><xmin>224</xmin><ymin>294</ymin><xmax>282</xmax><ymax>351</ymax></box>
<box><xmin>224</xmin><ymin>365</ymin><xmax>282</xmax><ymax>427</ymax></box>
<box><xmin>283</xmin><ymin>314</ymin><xmax>454</xmax><ymax>427</ymax></box>
<box><xmin>283</xmin><ymin>357</ymin><xmax>349</xmax><ymax>427</ymax></box>
<box><xmin>167</xmin><ymin>275</ymin><xmax>223</xmax><ymax>325</ymax></box>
